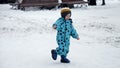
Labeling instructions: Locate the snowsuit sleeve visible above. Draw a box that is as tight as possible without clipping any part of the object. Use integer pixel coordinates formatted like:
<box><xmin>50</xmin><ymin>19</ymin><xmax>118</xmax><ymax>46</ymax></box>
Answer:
<box><xmin>71</xmin><ymin>24</ymin><xmax>79</xmax><ymax>39</ymax></box>
<box><xmin>52</xmin><ymin>18</ymin><xmax>62</xmax><ymax>30</ymax></box>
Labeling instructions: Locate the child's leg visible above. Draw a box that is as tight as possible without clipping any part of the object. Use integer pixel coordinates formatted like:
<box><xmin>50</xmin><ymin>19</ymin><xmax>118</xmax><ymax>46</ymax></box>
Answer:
<box><xmin>55</xmin><ymin>44</ymin><xmax>70</xmax><ymax>63</ymax></box>
<box><xmin>56</xmin><ymin>45</ymin><xmax>69</xmax><ymax>56</ymax></box>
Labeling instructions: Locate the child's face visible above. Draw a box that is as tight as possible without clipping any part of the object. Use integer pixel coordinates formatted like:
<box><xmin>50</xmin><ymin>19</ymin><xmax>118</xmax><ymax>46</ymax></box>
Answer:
<box><xmin>65</xmin><ymin>14</ymin><xmax>71</xmax><ymax>20</ymax></box>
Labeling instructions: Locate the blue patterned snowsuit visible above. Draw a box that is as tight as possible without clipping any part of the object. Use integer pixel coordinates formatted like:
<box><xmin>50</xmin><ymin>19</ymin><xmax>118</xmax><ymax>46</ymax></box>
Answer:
<box><xmin>53</xmin><ymin>17</ymin><xmax>79</xmax><ymax>56</ymax></box>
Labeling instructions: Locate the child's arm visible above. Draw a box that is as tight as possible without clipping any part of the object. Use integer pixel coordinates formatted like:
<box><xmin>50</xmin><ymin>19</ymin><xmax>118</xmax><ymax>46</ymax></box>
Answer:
<box><xmin>52</xmin><ymin>18</ymin><xmax>62</xmax><ymax>30</ymax></box>
<box><xmin>71</xmin><ymin>24</ymin><xmax>79</xmax><ymax>40</ymax></box>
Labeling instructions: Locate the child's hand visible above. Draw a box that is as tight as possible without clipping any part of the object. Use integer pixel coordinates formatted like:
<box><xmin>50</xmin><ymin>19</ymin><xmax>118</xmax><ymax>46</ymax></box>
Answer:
<box><xmin>77</xmin><ymin>37</ymin><xmax>80</xmax><ymax>40</ymax></box>
<box><xmin>53</xmin><ymin>25</ymin><xmax>57</xmax><ymax>29</ymax></box>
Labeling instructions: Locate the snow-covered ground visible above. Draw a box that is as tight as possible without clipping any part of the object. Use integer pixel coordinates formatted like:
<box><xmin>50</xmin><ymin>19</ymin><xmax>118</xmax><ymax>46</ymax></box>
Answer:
<box><xmin>0</xmin><ymin>0</ymin><xmax>120</xmax><ymax>68</ymax></box>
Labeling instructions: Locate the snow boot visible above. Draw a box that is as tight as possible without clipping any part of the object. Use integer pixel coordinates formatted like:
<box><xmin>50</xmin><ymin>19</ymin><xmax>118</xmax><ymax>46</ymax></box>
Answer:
<box><xmin>51</xmin><ymin>49</ymin><xmax>57</xmax><ymax>60</ymax></box>
<box><xmin>60</xmin><ymin>55</ymin><xmax>70</xmax><ymax>63</ymax></box>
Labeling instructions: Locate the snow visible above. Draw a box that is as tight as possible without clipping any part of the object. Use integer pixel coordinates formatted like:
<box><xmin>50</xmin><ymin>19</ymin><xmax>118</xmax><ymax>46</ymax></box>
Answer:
<box><xmin>0</xmin><ymin>0</ymin><xmax>120</xmax><ymax>68</ymax></box>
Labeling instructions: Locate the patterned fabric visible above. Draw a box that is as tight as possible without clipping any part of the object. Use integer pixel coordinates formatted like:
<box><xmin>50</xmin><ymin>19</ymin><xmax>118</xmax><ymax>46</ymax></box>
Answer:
<box><xmin>53</xmin><ymin>17</ymin><xmax>78</xmax><ymax>56</ymax></box>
